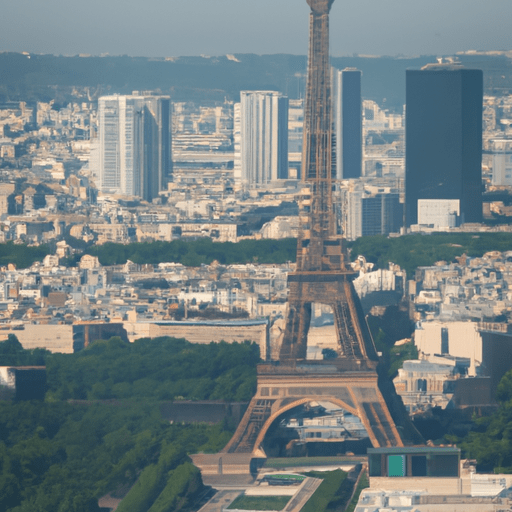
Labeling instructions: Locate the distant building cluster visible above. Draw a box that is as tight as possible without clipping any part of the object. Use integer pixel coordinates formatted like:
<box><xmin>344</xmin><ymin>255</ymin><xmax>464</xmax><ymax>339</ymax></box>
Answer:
<box><xmin>0</xmin><ymin>252</ymin><xmax>292</xmax><ymax>358</ymax></box>
<box><xmin>410</xmin><ymin>251</ymin><xmax>512</xmax><ymax>323</ymax></box>
<box><xmin>6</xmin><ymin>59</ymin><xmax>512</xmax><ymax>248</ymax></box>
<box><xmin>2</xmin><ymin>59</ymin><xmax>512</xmax><ymax>415</ymax></box>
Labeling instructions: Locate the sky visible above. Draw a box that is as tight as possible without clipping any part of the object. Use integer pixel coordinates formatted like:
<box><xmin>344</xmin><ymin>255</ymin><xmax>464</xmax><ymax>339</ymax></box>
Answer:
<box><xmin>1</xmin><ymin>0</ymin><xmax>512</xmax><ymax>58</ymax></box>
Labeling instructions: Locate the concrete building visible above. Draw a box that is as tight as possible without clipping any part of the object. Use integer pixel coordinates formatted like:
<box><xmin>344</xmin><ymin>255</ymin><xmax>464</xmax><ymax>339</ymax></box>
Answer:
<box><xmin>361</xmin><ymin>451</ymin><xmax>512</xmax><ymax>511</ymax></box>
<box><xmin>0</xmin><ymin>325</ymin><xmax>75</xmax><ymax>353</ymax></box>
<box><xmin>237</xmin><ymin>91</ymin><xmax>288</xmax><ymax>188</ymax></box>
<box><xmin>98</xmin><ymin>93</ymin><xmax>172</xmax><ymax>201</ymax></box>
<box><xmin>233</xmin><ymin>102</ymin><xmax>242</xmax><ymax>186</ymax></box>
<box><xmin>490</xmin><ymin>138</ymin><xmax>512</xmax><ymax>186</ymax></box>
<box><xmin>394</xmin><ymin>357</ymin><xmax>471</xmax><ymax>413</ymax></box>
<box><xmin>123</xmin><ymin>320</ymin><xmax>269</xmax><ymax>360</ymax></box>
<box><xmin>332</xmin><ymin>68</ymin><xmax>362</xmax><ymax>179</ymax></box>
<box><xmin>417</xmin><ymin>199</ymin><xmax>460</xmax><ymax>229</ymax></box>
<box><xmin>414</xmin><ymin>321</ymin><xmax>482</xmax><ymax>375</ymax></box>
<box><xmin>405</xmin><ymin>65</ymin><xmax>483</xmax><ymax>226</ymax></box>
<box><xmin>358</xmin><ymin>448</ymin><xmax>512</xmax><ymax>512</ymax></box>
<box><xmin>288</xmin><ymin>99</ymin><xmax>304</xmax><ymax>179</ymax></box>
<box><xmin>342</xmin><ymin>181</ymin><xmax>402</xmax><ymax>240</ymax></box>
<box><xmin>260</xmin><ymin>216</ymin><xmax>299</xmax><ymax>239</ymax></box>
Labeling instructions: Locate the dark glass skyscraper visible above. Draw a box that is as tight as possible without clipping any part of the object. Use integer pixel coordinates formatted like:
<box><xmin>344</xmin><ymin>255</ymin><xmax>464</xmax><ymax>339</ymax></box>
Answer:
<box><xmin>405</xmin><ymin>65</ymin><xmax>483</xmax><ymax>226</ymax></box>
<box><xmin>332</xmin><ymin>68</ymin><xmax>362</xmax><ymax>179</ymax></box>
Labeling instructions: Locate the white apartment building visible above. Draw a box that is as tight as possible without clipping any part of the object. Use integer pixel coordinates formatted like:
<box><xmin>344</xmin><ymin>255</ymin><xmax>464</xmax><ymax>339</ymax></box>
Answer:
<box><xmin>235</xmin><ymin>91</ymin><xmax>288</xmax><ymax>188</ymax></box>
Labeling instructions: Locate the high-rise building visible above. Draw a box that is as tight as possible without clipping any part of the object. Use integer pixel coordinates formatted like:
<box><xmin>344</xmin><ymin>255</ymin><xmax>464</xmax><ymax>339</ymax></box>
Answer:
<box><xmin>98</xmin><ymin>94</ymin><xmax>171</xmax><ymax>202</ymax></box>
<box><xmin>236</xmin><ymin>91</ymin><xmax>288</xmax><ymax>188</ymax></box>
<box><xmin>342</xmin><ymin>182</ymin><xmax>402</xmax><ymax>240</ymax></box>
<box><xmin>332</xmin><ymin>68</ymin><xmax>362</xmax><ymax>179</ymax></box>
<box><xmin>405</xmin><ymin>65</ymin><xmax>483</xmax><ymax>226</ymax></box>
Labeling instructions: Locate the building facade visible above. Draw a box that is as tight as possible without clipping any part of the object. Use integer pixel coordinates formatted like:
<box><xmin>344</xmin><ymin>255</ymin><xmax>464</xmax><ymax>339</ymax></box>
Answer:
<box><xmin>342</xmin><ymin>182</ymin><xmax>402</xmax><ymax>240</ymax></box>
<box><xmin>98</xmin><ymin>94</ymin><xmax>172</xmax><ymax>201</ymax></box>
<box><xmin>417</xmin><ymin>199</ymin><xmax>460</xmax><ymax>228</ymax></box>
<box><xmin>405</xmin><ymin>65</ymin><xmax>483</xmax><ymax>226</ymax></box>
<box><xmin>236</xmin><ymin>91</ymin><xmax>288</xmax><ymax>188</ymax></box>
<box><xmin>491</xmin><ymin>138</ymin><xmax>512</xmax><ymax>186</ymax></box>
<box><xmin>332</xmin><ymin>68</ymin><xmax>362</xmax><ymax>179</ymax></box>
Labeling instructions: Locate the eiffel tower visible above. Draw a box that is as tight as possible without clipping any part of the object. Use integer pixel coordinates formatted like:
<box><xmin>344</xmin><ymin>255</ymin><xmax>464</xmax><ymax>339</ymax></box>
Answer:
<box><xmin>221</xmin><ymin>0</ymin><xmax>407</xmax><ymax>458</ymax></box>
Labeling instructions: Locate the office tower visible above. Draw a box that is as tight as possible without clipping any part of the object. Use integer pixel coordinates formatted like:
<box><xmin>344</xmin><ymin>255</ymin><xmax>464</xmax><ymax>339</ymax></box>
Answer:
<box><xmin>332</xmin><ymin>68</ymin><xmax>362</xmax><ymax>179</ymax></box>
<box><xmin>405</xmin><ymin>65</ymin><xmax>483</xmax><ymax>226</ymax></box>
<box><xmin>238</xmin><ymin>91</ymin><xmax>288</xmax><ymax>188</ymax></box>
<box><xmin>343</xmin><ymin>186</ymin><xmax>402</xmax><ymax>241</ymax></box>
<box><xmin>98</xmin><ymin>94</ymin><xmax>172</xmax><ymax>201</ymax></box>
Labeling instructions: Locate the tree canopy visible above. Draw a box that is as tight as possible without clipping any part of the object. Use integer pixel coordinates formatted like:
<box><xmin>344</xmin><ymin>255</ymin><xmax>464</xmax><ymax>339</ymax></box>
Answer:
<box><xmin>0</xmin><ymin>336</ymin><xmax>260</xmax><ymax>512</ymax></box>
<box><xmin>350</xmin><ymin>232</ymin><xmax>512</xmax><ymax>276</ymax></box>
<box><xmin>83</xmin><ymin>238</ymin><xmax>297</xmax><ymax>267</ymax></box>
<box><xmin>458</xmin><ymin>368</ymin><xmax>512</xmax><ymax>473</ymax></box>
<box><xmin>46</xmin><ymin>336</ymin><xmax>259</xmax><ymax>402</ymax></box>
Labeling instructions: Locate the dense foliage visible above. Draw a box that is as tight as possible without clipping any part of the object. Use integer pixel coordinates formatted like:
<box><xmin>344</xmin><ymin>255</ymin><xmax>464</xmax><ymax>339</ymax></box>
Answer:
<box><xmin>228</xmin><ymin>496</ymin><xmax>291</xmax><ymax>511</ymax></box>
<box><xmin>300</xmin><ymin>470</ymin><xmax>349</xmax><ymax>512</ymax></box>
<box><xmin>0</xmin><ymin>401</ymin><xmax>228</xmax><ymax>512</ymax></box>
<box><xmin>0</xmin><ymin>242</ymin><xmax>50</xmax><ymax>269</ymax></box>
<box><xmin>345</xmin><ymin>471</ymin><xmax>369</xmax><ymax>512</ymax></box>
<box><xmin>387</xmin><ymin>342</ymin><xmax>419</xmax><ymax>379</ymax></box>
<box><xmin>0</xmin><ymin>336</ymin><xmax>261</xmax><ymax>512</ymax></box>
<box><xmin>350</xmin><ymin>232</ymin><xmax>512</xmax><ymax>276</ymax></box>
<box><xmin>6</xmin><ymin>231</ymin><xmax>512</xmax><ymax>276</ymax></box>
<box><xmin>458</xmin><ymin>368</ymin><xmax>512</xmax><ymax>472</ymax></box>
<box><xmin>366</xmin><ymin>305</ymin><xmax>416</xmax><ymax>377</ymax></box>
<box><xmin>0</xmin><ymin>334</ymin><xmax>49</xmax><ymax>366</ymax></box>
<box><xmin>46</xmin><ymin>337</ymin><xmax>259</xmax><ymax>402</ymax></box>
<box><xmin>83</xmin><ymin>238</ymin><xmax>297</xmax><ymax>267</ymax></box>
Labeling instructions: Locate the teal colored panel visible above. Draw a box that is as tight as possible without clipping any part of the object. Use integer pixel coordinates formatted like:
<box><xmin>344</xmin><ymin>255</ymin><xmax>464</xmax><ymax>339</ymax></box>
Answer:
<box><xmin>388</xmin><ymin>455</ymin><xmax>406</xmax><ymax>477</ymax></box>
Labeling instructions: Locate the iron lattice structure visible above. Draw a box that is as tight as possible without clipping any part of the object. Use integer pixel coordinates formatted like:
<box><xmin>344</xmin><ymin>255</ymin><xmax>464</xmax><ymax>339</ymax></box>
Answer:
<box><xmin>217</xmin><ymin>0</ymin><xmax>408</xmax><ymax>458</ymax></box>
<box><xmin>279</xmin><ymin>0</ymin><xmax>378</xmax><ymax>364</ymax></box>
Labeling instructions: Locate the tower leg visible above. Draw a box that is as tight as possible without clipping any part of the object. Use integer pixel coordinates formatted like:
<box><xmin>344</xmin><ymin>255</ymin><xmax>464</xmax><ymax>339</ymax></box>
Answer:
<box><xmin>279</xmin><ymin>300</ymin><xmax>311</xmax><ymax>362</ymax></box>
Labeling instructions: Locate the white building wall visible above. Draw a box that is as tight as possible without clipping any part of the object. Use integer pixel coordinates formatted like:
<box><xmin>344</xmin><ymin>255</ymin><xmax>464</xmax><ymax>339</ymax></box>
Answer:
<box><xmin>417</xmin><ymin>199</ymin><xmax>460</xmax><ymax>228</ymax></box>
<box><xmin>343</xmin><ymin>187</ymin><xmax>363</xmax><ymax>241</ymax></box>
<box><xmin>240</xmin><ymin>91</ymin><xmax>288</xmax><ymax>188</ymax></box>
<box><xmin>491</xmin><ymin>139</ymin><xmax>512</xmax><ymax>186</ymax></box>
<box><xmin>414</xmin><ymin>321</ymin><xmax>482</xmax><ymax>375</ymax></box>
<box><xmin>0</xmin><ymin>325</ymin><xmax>74</xmax><ymax>353</ymax></box>
<box><xmin>233</xmin><ymin>102</ymin><xmax>242</xmax><ymax>186</ymax></box>
<box><xmin>353</xmin><ymin>269</ymin><xmax>397</xmax><ymax>297</ymax></box>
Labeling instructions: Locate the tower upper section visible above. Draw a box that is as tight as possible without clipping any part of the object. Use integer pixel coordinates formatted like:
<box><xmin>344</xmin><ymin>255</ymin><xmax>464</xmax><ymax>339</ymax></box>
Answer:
<box><xmin>307</xmin><ymin>0</ymin><xmax>335</xmax><ymax>14</ymax></box>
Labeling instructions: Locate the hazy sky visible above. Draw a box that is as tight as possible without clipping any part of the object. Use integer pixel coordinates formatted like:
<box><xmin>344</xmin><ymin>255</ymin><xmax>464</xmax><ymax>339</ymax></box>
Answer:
<box><xmin>1</xmin><ymin>0</ymin><xmax>511</xmax><ymax>58</ymax></box>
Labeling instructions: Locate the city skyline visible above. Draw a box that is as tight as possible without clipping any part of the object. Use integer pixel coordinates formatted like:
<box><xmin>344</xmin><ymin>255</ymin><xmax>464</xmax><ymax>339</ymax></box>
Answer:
<box><xmin>1</xmin><ymin>0</ymin><xmax>512</xmax><ymax>58</ymax></box>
